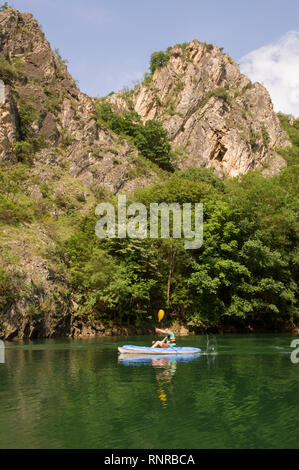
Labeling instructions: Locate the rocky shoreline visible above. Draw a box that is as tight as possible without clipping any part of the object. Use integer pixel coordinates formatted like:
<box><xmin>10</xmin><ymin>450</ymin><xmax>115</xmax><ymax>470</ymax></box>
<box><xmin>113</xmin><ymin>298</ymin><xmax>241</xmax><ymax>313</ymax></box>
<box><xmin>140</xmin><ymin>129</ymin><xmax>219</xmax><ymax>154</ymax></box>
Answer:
<box><xmin>1</xmin><ymin>312</ymin><xmax>298</xmax><ymax>341</ymax></box>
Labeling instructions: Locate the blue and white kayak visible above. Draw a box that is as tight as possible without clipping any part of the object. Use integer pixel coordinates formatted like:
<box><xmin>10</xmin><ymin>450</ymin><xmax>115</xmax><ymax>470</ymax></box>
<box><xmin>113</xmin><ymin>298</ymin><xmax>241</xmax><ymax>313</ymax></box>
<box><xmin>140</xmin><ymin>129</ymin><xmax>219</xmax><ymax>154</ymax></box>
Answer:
<box><xmin>118</xmin><ymin>345</ymin><xmax>201</xmax><ymax>355</ymax></box>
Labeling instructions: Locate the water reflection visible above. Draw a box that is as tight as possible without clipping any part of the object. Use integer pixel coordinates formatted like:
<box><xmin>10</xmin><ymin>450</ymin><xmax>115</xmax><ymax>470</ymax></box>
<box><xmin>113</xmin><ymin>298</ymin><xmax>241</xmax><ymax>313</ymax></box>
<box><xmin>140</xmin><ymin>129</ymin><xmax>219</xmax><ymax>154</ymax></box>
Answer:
<box><xmin>152</xmin><ymin>357</ymin><xmax>177</xmax><ymax>407</ymax></box>
<box><xmin>206</xmin><ymin>334</ymin><xmax>217</xmax><ymax>354</ymax></box>
<box><xmin>118</xmin><ymin>353</ymin><xmax>201</xmax><ymax>365</ymax></box>
<box><xmin>1</xmin><ymin>336</ymin><xmax>299</xmax><ymax>448</ymax></box>
<box><xmin>118</xmin><ymin>353</ymin><xmax>201</xmax><ymax>407</ymax></box>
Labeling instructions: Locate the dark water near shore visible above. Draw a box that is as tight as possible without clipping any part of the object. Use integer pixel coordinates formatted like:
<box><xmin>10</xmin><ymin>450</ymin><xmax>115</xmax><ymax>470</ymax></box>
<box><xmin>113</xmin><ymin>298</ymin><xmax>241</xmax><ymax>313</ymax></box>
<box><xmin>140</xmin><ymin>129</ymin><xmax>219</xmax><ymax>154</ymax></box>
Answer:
<box><xmin>0</xmin><ymin>334</ymin><xmax>298</xmax><ymax>449</ymax></box>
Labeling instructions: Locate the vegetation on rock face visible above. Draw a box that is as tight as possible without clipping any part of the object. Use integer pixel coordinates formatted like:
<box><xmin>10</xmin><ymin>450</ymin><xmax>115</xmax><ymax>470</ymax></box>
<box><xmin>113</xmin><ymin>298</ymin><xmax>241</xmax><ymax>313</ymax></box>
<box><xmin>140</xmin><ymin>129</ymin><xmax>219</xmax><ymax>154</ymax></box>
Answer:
<box><xmin>149</xmin><ymin>50</ymin><xmax>170</xmax><ymax>74</ymax></box>
<box><xmin>0</xmin><ymin>54</ymin><xmax>23</xmax><ymax>83</ymax></box>
<box><xmin>94</xmin><ymin>100</ymin><xmax>173</xmax><ymax>171</ymax></box>
<box><xmin>0</xmin><ymin>2</ymin><xmax>10</xmax><ymax>11</ymax></box>
<box><xmin>277</xmin><ymin>114</ymin><xmax>299</xmax><ymax>166</ymax></box>
<box><xmin>145</xmin><ymin>43</ymin><xmax>189</xmax><ymax>81</ymax></box>
<box><xmin>200</xmin><ymin>87</ymin><xmax>232</xmax><ymax>108</ymax></box>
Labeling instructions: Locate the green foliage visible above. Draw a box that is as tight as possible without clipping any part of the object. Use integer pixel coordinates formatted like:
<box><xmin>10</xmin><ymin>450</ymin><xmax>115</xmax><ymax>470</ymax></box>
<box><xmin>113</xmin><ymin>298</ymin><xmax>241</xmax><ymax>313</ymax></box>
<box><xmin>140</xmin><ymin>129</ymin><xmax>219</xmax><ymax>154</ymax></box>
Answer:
<box><xmin>261</xmin><ymin>126</ymin><xmax>270</xmax><ymax>147</ymax></box>
<box><xmin>149</xmin><ymin>50</ymin><xmax>170</xmax><ymax>75</ymax></box>
<box><xmin>54</xmin><ymin>48</ymin><xmax>68</xmax><ymax>64</ymax></box>
<box><xmin>176</xmin><ymin>167</ymin><xmax>225</xmax><ymax>191</ymax></box>
<box><xmin>174</xmin><ymin>79</ymin><xmax>184</xmax><ymax>94</ymax></box>
<box><xmin>0</xmin><ymin>152</ymin><xmax>297</xmax><ymax>331</ymax></box>
<box><xmin>174</xmin><ymin>42</ymin><xmax>188</xmax><ymax>50</ymax></box>
<box><xmin>18</xmin><ymin>98</ymin><xmax>43</xmax><ymax>140</ymax></box>
<box><xmin>15</xmin><ymin>141</ymin><xmax>33</xmax><ymax>164</ymax></box>
<box><xmin>15</xmin><ymin>137</ymin><xmax>46</xmax><ymax>164</ymax></box>
<box><xmin>133</xmin><ymin>120</ymin><xmax>172</xmax><ymax>170</ymax></box>
<box><xmin>59</xmin><ymin>129</ymin><xmax>74</xmax><ymax>149</ymax></box>
<box><xmin>0</xmin><ymin>2</ymin><xmax>10</xmax><ymax>11</ymax></box>
<box><xmin>0</xmin><ymin>164</ymin><xmax>35</xmax><ymax>223</ymax></box>
<box><xmin>64</xmin><ymin>162</ymin><xmax>298</xmax><ymax>330</ymax></box>
<box><xmin>276</xmin><ymin>113</ymin><xmax>299</xmax><ymax>166</ymax></box>
<box><xmin>0</xmin><ymin>266</ymin><xmax>25</xmax><ymax>311</ymax></box>
<box><xmin>143</xmin><ymin>72</ymin><xmax>153</xmax><ymax>87</ymax></box>
<box><xmin>204</xmin><ymin>43</ymin><xmax>214</xmax><ymax>52</ymax></box>
<box><xmin>201</xmin><ymin>87</ymin><xmax>232</xmax><ymax>107</ymax></box>
<box><xmin>249</xmin><ymin>128</ymin><xmax>260</xmax><ymax>152</ymax></box>
<box><xmin>94</xmin><ymin>101</ymin><xmax>172</xmax><ymax>170</ymax></box>
<box><xmin>0</xmin><ymin>54</ymin><xmax>23</xmax><ymax>83</ymax></box>
<box><xmin>143</xmin><ymin>42</ymin><xmax>192</xmax><ymax>86</ymax></box>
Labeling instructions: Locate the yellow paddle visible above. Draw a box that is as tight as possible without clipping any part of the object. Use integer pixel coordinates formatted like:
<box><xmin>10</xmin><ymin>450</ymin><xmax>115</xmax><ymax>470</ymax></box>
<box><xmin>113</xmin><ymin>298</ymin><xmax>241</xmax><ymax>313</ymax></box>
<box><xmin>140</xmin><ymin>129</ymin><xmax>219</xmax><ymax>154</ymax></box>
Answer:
<box><xmin>152</xmin><ymin>310</ymin><xmax>165</xmax><ymax>346</ymax></box>
<box><xmin>158</xmin><ymin>309</ymin><xmax>165</xmax><ymax>323</ymax></box>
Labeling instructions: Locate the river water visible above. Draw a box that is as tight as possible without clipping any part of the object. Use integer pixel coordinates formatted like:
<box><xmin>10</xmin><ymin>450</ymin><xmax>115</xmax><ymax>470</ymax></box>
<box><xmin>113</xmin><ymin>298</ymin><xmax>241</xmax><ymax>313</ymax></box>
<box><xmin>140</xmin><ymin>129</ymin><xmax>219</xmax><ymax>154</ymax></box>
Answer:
<box><xmin>0</xmin><ymin>334</ymin><xmax>298</xmax><ymax>449</ymax></box>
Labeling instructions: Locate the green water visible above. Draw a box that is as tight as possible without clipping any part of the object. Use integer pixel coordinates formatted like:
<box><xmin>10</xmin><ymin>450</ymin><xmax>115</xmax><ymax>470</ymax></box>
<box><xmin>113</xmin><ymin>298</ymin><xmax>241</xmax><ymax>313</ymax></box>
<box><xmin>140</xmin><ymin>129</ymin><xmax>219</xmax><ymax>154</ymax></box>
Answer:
<box><xmin>0</xmin><ymin>334</ymin><xmax>298</xmax><ymax>449</ymax></box>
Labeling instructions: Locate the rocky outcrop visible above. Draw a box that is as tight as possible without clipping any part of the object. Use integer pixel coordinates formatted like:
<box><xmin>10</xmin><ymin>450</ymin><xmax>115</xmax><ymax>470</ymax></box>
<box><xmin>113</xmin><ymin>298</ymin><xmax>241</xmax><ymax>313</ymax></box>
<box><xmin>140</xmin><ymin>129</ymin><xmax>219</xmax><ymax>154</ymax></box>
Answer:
<box><xmin>109</xmin><ymin>40</ymin><xmax>290</xmax><ymax>176</ymax></box>
<box><xmin>0</xmin><ymin>8</ymin><xmax>157</xmax><ymax>194</ymax></box>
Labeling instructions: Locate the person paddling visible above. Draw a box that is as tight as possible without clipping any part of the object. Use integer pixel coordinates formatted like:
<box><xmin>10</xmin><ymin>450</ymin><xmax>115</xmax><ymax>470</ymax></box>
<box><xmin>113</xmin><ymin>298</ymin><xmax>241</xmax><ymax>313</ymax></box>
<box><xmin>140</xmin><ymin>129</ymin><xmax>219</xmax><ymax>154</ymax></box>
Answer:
<box><xmin>151</xmin><ymin>328</ymin><xmax>176</xmax><ymax>348</ymax></box>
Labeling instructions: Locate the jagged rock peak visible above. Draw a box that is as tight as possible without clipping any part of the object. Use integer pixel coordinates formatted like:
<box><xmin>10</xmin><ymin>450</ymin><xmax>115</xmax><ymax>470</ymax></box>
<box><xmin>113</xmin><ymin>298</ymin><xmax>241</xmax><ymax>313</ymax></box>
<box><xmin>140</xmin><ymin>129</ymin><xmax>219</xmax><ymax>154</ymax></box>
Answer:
<box><xmin>109</xmin><ymin>39</ymin><xmax>290</xmax><ymax>177</ymax></box>
<box><xmin>0</xmin><ymin>7</ymin><xmax>155</xmax><ymax>194</ymax></box>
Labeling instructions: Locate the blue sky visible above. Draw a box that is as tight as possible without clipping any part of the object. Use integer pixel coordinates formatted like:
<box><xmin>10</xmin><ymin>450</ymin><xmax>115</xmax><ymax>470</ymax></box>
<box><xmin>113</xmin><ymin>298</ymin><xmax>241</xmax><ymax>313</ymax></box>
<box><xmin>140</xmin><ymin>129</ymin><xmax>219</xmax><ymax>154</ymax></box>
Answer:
<box><xmin>9</xmin><ymin>1</ymin><xmax>299</xmax><ymax>114</ymax></box>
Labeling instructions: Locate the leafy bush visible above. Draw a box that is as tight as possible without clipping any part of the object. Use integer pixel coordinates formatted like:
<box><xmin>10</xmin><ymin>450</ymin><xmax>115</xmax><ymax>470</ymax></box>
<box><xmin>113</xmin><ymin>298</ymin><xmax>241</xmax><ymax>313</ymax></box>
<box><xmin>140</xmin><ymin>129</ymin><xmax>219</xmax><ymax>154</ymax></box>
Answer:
<box><xmin>176</xmin><ymin>167</ymin><xmax>225</xmax><ymax>191</ymax></box>
<box><xmin>0</xmin><ymin>266</ymin><xmax>26</xmax><ymax>311</ymax></box>
<box><xmin>0</xmin><ymin>3</ymin><xmax>10</xmax><ymax>12</ymax></box>
<box><xmin>95</xmin><ymin>101</ymin><xmax>172</xmax><ymax>170</ymax></box>
<box><xmin>54</xmin><ymin>48</ymin><xmax>68</xmax><ymax>64</ymax></box>
<box><xmin>0</xmin><ymin>54</ymin><xmax>23</xmax><ymax>83</ymax></box>
<box><xmin>276</xmin><ymin>113</ymin><xmax>299</xmax><ymax>166</ymax></box>
<box><xmin>0</xmin><ymin>165</ymin><xmax>35</xmax><ymax>223</ymax></box>
<box><xmin>174</xmin><ymin>42</ymin><xmax>188</xmax><ymax>50</ymax></box>
<box><xmin>15</xmin><ymin>141</ymin><xmax>33</xmax><ymax>163</ymax></box>
<box><xmin>149</xmin><ymin>50</ymin><xmax>170</xmax><ymax>74</ymax></box>
<box><xmin>18</xmin><ymin>99</ymin><xmax>43</xmax><ymax>140</ymax></box>
<box><xmin>261</xmin><ymin>126</ymin><xmax>270</xmax><ymax>147</ymax></box>
<box><xmin>200</xmin><ymin>87</ymin><xmax>232</xmax><ymax>108</ymax></box>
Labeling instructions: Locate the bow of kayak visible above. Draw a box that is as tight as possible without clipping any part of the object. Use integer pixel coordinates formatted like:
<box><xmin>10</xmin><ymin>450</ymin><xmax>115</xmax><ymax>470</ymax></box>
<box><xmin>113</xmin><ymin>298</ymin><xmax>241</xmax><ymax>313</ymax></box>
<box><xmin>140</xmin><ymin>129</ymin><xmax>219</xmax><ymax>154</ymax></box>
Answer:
<box><xmin>118</xmin><ymin>345</ymin><xmax>201</xmax><ymax>355</ymax></box>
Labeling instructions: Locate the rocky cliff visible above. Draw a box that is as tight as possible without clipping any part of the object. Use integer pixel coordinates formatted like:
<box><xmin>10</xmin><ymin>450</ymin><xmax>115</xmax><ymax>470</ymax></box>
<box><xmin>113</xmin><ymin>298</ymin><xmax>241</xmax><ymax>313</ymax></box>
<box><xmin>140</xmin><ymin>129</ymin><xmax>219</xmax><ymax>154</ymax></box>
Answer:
<box><xmin>0</xmin><ymin>8</ymin><xmax>293</xmax><ymax>340</ymax></box>
<box><xmin>0</xmin><ymin>8</ymin><xmax>160</xmax><ymax>194</ymax></box>
<box><xmin>109</xmin><ymin>40</ymin><xmax>290</xmax><ymax>176</ymax></box>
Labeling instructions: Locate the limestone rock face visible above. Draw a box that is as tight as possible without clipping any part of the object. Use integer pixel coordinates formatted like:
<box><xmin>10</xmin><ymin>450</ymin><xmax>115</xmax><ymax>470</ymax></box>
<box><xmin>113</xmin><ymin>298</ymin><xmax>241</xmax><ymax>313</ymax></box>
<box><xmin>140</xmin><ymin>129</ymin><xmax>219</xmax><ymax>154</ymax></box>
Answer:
<box><xmin>0</xmin><ymin>8</ymin><xmax>151</xmax><ymax>194</ymax></box>
<box><xmin>111</xmin><ymin>40</ymin><xmax>290</xmax><ymax>176</ymax></box>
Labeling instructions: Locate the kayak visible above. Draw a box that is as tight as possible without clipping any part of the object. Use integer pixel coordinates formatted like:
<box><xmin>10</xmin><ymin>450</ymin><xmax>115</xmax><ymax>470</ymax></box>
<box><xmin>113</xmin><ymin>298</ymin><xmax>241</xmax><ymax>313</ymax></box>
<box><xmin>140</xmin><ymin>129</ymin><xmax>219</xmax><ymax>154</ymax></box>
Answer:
<box><xmin>118</xmin><ymin>345</ymin><xmax>201</xmax><ymax>355</ymax></box>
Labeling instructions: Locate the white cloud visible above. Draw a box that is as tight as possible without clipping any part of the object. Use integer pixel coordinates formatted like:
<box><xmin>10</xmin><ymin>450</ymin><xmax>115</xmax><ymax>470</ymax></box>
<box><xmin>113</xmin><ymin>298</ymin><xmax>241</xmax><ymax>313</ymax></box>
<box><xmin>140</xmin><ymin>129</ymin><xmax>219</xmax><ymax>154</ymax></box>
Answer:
<box><xmin>240</xmin><ymin>31</ymin><xmax>299</xmax><ymax>117</ymax></box>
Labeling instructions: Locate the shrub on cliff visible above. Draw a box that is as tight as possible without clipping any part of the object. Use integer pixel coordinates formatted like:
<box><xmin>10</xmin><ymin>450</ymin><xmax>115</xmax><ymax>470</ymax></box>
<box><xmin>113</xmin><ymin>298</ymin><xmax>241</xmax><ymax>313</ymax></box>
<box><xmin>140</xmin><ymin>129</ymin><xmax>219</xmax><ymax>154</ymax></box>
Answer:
<box><xmin>0</xmin><ymin>54</ymin><xmax>23</xmax><ymax>83</ymax></box>
<box><xmin>95</xmin><ymin>101</ymin><xmax>172</xmax><ymax>170</ymax></box>
<box><xmin>149</xmin><ymin>50</ymin><xmax>170</xmax><ymax>74</ymax></box>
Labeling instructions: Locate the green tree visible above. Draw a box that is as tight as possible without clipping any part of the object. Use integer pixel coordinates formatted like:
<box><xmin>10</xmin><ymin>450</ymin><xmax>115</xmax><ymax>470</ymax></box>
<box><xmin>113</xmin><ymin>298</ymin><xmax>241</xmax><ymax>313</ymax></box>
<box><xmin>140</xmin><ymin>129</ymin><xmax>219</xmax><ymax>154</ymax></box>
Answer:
<box><xmin>149</xmin><ymin>51</ymin><xmax>170</xmax><ymax>74</ymax></box>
